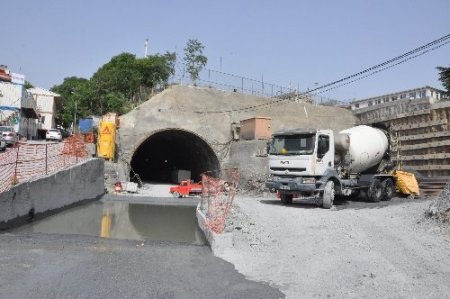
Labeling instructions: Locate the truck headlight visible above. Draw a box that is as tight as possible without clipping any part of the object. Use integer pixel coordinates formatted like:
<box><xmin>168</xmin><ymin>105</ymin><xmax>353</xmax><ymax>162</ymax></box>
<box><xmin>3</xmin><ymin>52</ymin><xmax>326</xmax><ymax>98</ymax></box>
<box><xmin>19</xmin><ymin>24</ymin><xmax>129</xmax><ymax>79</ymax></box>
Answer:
<box><xmin>302</xmin><ymin>177</ymin><xmax>316</xmax><ymax>184</ymax></box>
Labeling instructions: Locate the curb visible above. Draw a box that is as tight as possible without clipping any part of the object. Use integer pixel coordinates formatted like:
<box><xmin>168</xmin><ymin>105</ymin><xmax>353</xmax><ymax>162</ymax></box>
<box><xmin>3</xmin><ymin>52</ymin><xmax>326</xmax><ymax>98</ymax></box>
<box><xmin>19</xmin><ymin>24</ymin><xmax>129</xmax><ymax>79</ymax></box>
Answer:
<box><xmin>196</xmin><ymin>202</ymin><xmax>234</xmax><ymax>255</ymax></box>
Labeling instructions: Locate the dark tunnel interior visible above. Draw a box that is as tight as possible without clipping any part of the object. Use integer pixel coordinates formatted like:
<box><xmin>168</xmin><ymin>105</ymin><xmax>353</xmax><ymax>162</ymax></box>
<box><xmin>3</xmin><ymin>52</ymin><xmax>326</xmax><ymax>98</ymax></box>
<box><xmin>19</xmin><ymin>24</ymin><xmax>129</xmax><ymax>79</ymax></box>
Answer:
<box><xmin>130</xmin><ymin>130</ymin><xmax>220</xmax><ymax>183</ymax></box>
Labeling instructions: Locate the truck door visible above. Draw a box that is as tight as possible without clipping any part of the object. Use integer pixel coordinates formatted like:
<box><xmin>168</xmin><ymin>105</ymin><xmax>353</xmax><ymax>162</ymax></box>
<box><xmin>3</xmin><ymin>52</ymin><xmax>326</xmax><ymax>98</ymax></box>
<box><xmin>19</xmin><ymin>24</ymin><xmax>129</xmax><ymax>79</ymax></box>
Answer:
<box><xmin>315</xmin><ymin>134</ymin><xmax>334</xmax><ymax>176</ymax></box>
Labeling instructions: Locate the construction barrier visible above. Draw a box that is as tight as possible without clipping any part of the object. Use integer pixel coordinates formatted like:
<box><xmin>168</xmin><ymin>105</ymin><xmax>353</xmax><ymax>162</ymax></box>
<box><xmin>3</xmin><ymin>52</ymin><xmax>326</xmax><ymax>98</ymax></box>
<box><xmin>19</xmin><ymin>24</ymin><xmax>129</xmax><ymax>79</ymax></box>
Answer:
<box><xmin>97</xmin><ymin>121</ymin><xmax>116</xmax><ymax>160</ymax></box>
<box><xmin>200</xmin><ymin>168</ymin><xmax>239</xmax><ymax>234</ymax></box>
<box><xmin>0</xmin><ymin>135</ymin><xmax>88</xmax><ymax>194</ymax></box>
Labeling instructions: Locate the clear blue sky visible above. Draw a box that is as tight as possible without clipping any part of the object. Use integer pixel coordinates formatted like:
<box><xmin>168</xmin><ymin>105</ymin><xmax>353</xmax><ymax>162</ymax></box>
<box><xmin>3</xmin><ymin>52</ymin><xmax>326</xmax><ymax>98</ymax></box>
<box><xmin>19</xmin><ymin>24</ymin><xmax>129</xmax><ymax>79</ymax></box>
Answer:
<box><xmin>3</xmin><ymin>0</ymin><xmax>450</xmax><ymax>101</ymax></box>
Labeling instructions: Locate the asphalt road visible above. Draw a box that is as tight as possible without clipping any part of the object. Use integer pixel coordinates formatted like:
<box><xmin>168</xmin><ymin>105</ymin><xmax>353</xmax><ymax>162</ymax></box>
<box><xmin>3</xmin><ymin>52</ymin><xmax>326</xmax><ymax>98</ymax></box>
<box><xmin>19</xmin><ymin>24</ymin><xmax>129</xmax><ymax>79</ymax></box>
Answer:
<box><xmin>0</xmin><ymin>193</ymin><xmax>284</xmax><ymax>299</ymax></box>
<box><xmin>0</xmin><ymin>233</ymin><xmax>283</xmax><ymax>299</ymax></box>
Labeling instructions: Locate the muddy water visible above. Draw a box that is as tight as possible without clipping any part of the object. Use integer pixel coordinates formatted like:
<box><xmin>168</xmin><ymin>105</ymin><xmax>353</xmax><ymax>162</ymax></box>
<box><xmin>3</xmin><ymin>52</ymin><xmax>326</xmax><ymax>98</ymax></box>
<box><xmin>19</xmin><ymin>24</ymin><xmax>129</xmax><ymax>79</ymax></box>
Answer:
<box><xmin>12</xmin><ymin>200</ymin><xmax>207</xmax><ymax>245</ymax></box>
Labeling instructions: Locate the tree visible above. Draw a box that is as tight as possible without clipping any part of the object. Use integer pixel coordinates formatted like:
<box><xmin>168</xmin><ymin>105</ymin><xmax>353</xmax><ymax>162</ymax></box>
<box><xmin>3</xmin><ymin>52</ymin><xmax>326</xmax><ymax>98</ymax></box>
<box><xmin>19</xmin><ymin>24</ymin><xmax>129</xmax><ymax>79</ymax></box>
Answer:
<box><xmin>24</xmin><ymin>81</ymin><xmax>34</xmax><ymax>89</ymax></box>
<box><xmin>437</xmin><ymin>66</ymin><xmax>450</xmax><ymax>95</ymax></box>
<box><xmin>51</xmin><ymin>77</ymin><xmax>93</xmax><ymax>128</ymax></box>
<box><xmin>183</xmin><ymin>39</ymin><xmax>207</xmax><ymax>84</ymax></box>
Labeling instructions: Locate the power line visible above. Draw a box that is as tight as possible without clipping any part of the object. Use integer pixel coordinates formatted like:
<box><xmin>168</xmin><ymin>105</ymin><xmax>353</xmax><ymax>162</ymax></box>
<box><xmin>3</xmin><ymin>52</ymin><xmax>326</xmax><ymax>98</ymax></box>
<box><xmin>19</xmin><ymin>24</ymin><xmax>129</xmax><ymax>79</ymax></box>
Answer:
<box><xmin>307</xmin><ymin>33</ymin><xmax>450</xmax><ymax>94</ymax></box>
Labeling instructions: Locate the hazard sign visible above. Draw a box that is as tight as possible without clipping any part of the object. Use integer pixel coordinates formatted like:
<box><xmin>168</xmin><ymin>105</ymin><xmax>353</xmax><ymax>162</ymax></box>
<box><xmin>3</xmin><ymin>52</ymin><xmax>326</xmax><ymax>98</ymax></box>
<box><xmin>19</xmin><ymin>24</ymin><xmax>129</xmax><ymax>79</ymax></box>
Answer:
<box><xmin>102</xmin><ymin>126</ymin><xmax>112</xmax><ymax>134</ymax></box>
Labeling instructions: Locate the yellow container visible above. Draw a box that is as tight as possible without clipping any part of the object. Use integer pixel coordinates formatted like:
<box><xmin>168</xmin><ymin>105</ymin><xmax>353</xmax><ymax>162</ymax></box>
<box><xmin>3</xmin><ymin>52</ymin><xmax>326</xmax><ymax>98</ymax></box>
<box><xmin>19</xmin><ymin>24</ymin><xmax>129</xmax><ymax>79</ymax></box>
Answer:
<box><xmin>97</xmin><ymin>121</ymin><xmax>116</xmax><ymax>160</ymax></box>
<box><xmin>393</xmin><ymin>170</ymin><xmax>420</xmax><ymax>196</ymax></box>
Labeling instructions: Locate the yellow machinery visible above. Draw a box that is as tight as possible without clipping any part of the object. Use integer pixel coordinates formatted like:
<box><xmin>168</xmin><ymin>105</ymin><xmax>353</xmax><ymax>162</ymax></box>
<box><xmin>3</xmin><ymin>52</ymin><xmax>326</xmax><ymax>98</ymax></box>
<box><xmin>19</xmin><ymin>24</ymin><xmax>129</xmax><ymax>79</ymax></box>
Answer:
<box><xmin>393</xmin><ymin>170</ymin><xmax>420</xmax><ymax>196</ymax></box>
<box><xmin>97</xmin><ymin>121</ymin><xmax>116</xmax><ymax>160</ymax></box>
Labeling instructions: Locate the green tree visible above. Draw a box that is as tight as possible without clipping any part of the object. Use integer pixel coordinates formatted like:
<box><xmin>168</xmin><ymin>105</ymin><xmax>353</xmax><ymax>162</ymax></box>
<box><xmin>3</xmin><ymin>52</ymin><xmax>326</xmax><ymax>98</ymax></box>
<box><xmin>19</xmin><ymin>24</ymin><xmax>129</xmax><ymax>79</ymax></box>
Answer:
<box><xmin>91</xmin><ymin>53</ymin><xmax>141</xmax><ymax>101</ymax></box>
<box><xmin>437</xmin><ymin>66</ymin><xmax>450</xmax><ymax>95</ymax></box>
<box><xmin>51</xmin><ymin>77</ymin><xmax>93</xmax><ymax>128</ymax></box>
<box><xmin>24</xmin><ymin>81</ymin><xmax>34</xmax><ymax>89</ymax></box>
<box><xmin>183</xmin><ymin>39</ymin><xmax>207</xmax><ymax>83</ymax></box>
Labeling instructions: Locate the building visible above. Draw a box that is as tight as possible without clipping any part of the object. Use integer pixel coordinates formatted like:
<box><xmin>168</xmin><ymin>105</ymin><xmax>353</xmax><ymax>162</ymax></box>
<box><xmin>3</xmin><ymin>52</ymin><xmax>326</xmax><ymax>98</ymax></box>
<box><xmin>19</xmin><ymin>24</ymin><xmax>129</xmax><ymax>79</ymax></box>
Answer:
<box><xmin>0</xmin><ymin>67</ymin><xmax>39</xmax><ymax>139</ymax></box>
<box><xmin>350</xmin><ymin>86</ymin><xmax>450</xmax><ymax>178</ymax></box>
<box><xmin>28</xmin><ymin>87</ymin><xmax>61</xmax><ymax>135</ymax></box>
<box><xmin>350</xmin><ymin>86</ymin><xmax>448</xmax><ymax>111</ymax></box>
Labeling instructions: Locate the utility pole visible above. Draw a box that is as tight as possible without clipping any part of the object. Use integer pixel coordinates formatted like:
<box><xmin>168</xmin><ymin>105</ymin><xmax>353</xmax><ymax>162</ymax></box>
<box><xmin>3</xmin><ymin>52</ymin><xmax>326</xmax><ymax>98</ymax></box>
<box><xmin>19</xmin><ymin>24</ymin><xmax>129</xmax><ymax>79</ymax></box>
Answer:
<box><xmin>144</xmin><ymin>38</ymin><xmax>149</xmax><ymax>58</ymax></box>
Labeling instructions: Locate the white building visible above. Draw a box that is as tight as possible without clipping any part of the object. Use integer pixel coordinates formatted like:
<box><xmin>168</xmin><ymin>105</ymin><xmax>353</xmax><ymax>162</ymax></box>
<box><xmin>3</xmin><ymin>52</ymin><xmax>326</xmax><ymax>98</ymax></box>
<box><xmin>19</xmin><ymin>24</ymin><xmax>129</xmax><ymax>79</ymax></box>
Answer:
<box><xmin>0</xmin><ymin>77</ymin><xmax>39</xmax><ymax>139</ymax></box>
<box><xmin>350</xmin><ymin>86</ymin><xmax>448</xmax><ymax>111</ymax></box>
<box><xmin>28</xmin><ymin>87</ymin><xmax>61</xmax><ymax>132</ymax></box>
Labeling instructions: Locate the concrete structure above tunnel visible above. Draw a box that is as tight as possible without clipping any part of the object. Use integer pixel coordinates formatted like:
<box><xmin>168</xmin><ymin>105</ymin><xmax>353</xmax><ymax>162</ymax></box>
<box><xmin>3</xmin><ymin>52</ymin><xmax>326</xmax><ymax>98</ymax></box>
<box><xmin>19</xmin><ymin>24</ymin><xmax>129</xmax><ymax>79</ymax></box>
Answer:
<box><xmin>117</xmin><ymin>85</ymin><xmax>356</xmax><ymax>183</ymax></box>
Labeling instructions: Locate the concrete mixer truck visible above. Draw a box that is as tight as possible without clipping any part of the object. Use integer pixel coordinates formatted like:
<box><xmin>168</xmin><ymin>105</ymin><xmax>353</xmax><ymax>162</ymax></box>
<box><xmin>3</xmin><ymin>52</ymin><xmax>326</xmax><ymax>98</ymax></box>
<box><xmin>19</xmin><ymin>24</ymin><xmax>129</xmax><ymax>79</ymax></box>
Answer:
<box><xmin>265</xmin><ymin>125</ymin><xmax>397</xmax><ymax>208</ymax></box>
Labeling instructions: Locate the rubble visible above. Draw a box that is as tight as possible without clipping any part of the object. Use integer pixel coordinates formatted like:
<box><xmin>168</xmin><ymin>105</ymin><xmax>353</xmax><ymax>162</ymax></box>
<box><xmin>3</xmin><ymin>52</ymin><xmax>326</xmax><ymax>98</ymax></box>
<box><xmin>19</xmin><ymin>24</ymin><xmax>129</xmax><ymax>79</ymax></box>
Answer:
<box><xmin>426</xmin><ymin>182</ymin><xmax>450</xmax><ymax>222</ymax></box>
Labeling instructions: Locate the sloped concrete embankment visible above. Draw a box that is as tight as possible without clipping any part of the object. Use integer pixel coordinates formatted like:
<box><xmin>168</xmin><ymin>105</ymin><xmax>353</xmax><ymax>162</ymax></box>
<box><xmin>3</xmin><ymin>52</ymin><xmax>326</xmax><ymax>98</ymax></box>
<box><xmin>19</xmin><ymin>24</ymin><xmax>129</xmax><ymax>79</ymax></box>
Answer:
<box><xmin>0</xmin><ymin>158</ymin><xmax>105</xmax><ymax>228</ymax></box>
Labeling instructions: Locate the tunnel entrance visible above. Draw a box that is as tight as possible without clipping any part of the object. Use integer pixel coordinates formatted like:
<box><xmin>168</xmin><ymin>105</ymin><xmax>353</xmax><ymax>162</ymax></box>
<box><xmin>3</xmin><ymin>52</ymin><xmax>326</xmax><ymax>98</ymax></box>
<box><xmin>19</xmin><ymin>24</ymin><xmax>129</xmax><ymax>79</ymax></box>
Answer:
<box><xmin>130</xmin><ymin>129</ymin><xmax>220</xmax><ymax>183</ymax></box>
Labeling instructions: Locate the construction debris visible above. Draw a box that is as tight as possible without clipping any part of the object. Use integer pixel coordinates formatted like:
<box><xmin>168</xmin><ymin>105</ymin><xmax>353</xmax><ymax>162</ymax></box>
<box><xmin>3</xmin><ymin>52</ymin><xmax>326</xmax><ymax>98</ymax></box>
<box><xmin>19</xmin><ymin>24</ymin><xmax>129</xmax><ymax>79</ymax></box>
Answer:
<box><xmin>426</xmin><ymin>182</ymin><xmax>450</xmax><ymax>222</ymax></box>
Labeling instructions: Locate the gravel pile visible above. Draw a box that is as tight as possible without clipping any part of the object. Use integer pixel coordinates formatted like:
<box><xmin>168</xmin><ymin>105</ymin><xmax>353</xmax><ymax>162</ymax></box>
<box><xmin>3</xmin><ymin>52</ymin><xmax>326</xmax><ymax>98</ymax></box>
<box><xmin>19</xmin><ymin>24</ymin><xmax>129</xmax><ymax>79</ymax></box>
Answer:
<box><xmin>426</xmin><ymin>183</ymin><xmax>450</xmax><ymax>222</ymax></box>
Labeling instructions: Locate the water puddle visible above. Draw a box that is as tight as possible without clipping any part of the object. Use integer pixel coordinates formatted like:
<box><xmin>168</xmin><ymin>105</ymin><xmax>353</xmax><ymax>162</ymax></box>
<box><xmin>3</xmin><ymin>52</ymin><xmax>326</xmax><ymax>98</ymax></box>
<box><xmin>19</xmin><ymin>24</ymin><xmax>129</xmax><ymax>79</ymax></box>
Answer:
<box><xmin>11</xmin><ymin>200</ymin><xmax>206</xmax><ymax>245</ymax></box>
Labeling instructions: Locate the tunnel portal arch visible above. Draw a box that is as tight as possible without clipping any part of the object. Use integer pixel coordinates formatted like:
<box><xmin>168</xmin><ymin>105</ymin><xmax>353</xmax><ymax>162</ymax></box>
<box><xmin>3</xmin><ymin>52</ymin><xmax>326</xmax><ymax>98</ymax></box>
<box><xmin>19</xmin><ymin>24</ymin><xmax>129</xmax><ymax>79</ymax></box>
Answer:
<box><xmin>130</xmin><ymin>129</ymin><xmax>220</xmax><ymax>183</ymax></box>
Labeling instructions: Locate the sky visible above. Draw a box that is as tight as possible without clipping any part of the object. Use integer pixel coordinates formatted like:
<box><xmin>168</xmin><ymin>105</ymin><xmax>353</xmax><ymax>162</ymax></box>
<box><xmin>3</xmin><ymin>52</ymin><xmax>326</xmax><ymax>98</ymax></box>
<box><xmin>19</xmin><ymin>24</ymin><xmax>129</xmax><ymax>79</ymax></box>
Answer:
<box><xmin>2</xmin><ymin>0</ymin><xmax>450</xmax><ymax>102</ymax></box>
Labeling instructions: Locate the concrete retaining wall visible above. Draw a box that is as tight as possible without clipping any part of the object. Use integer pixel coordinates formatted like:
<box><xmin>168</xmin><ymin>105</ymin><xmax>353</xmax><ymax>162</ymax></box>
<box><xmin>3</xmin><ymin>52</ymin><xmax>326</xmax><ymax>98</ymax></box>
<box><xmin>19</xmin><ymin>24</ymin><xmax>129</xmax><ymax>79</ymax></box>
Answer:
<box><xmin>0</xmin><ymin>158</ymin><xmax>105</xmax><ymax>228</ymax></box>
<box><xmin>227</xmin><ymin>140</ymin><xmax>269</xmax><ymax>191</ymax></box>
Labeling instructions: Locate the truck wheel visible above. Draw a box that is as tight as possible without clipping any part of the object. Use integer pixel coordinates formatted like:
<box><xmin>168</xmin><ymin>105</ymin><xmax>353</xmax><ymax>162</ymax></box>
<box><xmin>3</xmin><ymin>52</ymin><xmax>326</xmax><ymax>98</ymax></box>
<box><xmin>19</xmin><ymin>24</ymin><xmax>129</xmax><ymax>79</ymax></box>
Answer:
<box><xmin>173</xmin><ymin>192</ymin><xmax>181</xmax><ymax>198</ymax></box>
<box><xmin>368</xmin><ymin>179</ymin><xmax>383</xmax><ymax>202</ymax></box>
<box><xmin>381</xmin><ymin>178</ymin><xmax>395</xmax><ymax>201</ymax></box>
<box><xmin>280</xmin><ymin>194</ymin><xmax>293</xmax><ymax>204</ymax></box>
<box><xmin>322</xmin><ymin>181</ymin><xmax>334</xmax><ymax>209</ymax></box>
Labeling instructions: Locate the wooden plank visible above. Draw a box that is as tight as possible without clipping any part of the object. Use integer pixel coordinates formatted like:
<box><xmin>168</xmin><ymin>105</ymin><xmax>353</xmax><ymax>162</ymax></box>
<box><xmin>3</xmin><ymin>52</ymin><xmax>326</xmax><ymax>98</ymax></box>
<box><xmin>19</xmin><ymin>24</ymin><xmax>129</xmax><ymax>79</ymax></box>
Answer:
<box><xmin>397</xmin><ymin>130</ymin><xmax>450</xmax><ymax>141</ymax></box>
<box><xmin>403</xmin><ymin>165</ymin><xmax>450</xmax><ymax>171</ymax></box>
<box><xmin>391</xmin><ymin>119</ymin><xmax>447</xmax><ymax>131</ymax></box>
<box><xmin>393</xmin><ymin>153</ymin><xmax>450</xmax><ymax>161</ymax></box>
<box><xmin>392</xmin><ymin>139</ymin><xmax>450</xmax><ymax>151</ymax></box>
<box><xmin>356</xmin><ymin>109</ymin><xmax>431</xmax><ymax>124</ymax></box>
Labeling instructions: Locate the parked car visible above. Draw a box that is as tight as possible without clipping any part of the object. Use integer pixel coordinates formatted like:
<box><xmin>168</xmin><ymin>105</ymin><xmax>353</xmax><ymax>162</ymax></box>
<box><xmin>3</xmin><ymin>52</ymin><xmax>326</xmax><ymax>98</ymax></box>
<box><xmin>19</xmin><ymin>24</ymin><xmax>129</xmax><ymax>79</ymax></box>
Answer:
<box><xmin>46</xmin><ymin>129</ymin><xmax>62</xmax><ymax>142</ymax></box>
<box><xmin>0</xmin><ymin>126</ymin><xmax>18</xmax><ymax>146</ymax></box>
<box><xmin>0</xmin><ymin>135</ymin><xmax>6</xmax><ymax>151</ymax></box>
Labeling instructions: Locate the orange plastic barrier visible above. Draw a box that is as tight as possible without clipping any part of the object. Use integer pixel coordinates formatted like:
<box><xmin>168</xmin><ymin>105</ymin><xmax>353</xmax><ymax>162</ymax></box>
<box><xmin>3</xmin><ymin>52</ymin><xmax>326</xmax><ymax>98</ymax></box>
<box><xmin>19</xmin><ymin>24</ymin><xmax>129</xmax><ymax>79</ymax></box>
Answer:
<box><xmin>0</xmin><ymin>137</ymin><xmax>88</xmax><ymax>194</ymax></box>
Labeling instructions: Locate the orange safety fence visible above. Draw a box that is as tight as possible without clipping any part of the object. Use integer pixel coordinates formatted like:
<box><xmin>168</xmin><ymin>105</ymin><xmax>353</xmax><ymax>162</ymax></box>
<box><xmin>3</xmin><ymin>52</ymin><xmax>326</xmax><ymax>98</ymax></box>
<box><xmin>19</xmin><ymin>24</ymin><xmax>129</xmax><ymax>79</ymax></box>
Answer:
<box><xmin>200</xmin><ymin>168</ymin><xmax>240</xmax><ymax>234</ymax></box>
<box><xmin>0</xmin><ymin>135</ymin><xmax>89</xmax><ymax>194</ymax></box>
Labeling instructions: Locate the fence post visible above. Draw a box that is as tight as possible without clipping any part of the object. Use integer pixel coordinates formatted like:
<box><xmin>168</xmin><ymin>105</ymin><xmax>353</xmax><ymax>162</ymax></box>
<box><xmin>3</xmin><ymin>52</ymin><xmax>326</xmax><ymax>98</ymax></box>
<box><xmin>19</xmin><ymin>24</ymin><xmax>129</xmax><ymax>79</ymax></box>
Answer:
<box><xmin>13</xmin><ymin>145</ymin><xmax>20</xmax><ymax>184</ymax></box>
<box><xmin>45</xmin><ymin>144</ymin><xmax>48</xmax><ymax>174</ymax></box>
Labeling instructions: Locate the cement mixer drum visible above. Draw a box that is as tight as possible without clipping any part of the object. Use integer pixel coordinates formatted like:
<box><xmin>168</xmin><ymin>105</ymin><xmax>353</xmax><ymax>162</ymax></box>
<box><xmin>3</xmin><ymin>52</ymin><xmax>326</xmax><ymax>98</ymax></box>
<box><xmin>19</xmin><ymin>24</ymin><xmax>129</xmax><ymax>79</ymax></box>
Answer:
<box><xmin>338</xmin><ymin>125</ymin><xmax>388</xmax><ymax>174</ymax></box>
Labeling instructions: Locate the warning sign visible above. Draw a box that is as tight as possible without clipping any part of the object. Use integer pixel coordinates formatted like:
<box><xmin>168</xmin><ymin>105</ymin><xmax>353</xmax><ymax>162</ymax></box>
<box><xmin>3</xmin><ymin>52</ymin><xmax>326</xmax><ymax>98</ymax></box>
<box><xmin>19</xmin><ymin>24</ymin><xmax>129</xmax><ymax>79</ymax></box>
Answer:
<box><xmin>102</xmin><ymin>126</ymin><xmax>112</xmax><ymax>135</ymax></box>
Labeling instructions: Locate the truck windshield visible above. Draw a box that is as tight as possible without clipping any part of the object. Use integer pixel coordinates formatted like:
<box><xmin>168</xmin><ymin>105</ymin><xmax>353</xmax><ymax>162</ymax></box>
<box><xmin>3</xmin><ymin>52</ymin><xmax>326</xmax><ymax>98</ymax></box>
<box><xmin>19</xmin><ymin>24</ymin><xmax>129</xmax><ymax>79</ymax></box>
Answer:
<box><xmin>269</xmin><ymin>134</ymin><xmax>315</xmax><ymax>155</ymax></box>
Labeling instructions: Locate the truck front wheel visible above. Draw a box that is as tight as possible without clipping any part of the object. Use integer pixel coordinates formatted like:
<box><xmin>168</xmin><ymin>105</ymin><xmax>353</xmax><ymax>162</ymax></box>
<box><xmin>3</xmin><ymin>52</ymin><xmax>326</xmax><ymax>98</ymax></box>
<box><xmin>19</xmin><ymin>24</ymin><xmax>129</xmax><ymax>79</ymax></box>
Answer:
<box><xmin>322</xmin><ymin>181</ymin><xmax>334</xmax><ymax>209</ymax></box>
<box><xmin>280</xmin><ymin>194</ymin><xmax>293</xmax><ymax>204</ymax></box>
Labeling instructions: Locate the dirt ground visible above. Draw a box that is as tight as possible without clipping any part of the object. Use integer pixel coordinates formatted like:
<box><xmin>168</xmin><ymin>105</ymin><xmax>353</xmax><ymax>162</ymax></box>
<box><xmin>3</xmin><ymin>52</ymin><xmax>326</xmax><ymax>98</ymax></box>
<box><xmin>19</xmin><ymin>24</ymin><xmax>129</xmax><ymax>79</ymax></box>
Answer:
<box><xmin>213</xmin><ymin>195</ymin><xmax>450</xmax><ymax>298</ymax></box>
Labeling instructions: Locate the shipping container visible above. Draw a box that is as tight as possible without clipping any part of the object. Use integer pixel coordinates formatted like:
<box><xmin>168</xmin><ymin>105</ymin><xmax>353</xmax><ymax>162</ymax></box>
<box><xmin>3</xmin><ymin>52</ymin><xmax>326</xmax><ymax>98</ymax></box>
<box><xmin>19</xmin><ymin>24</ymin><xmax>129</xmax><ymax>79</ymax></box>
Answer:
<box><xmin>79</xmin><ymin>118</ymin><xmax>94</xmax><ymax>133</ymax></box>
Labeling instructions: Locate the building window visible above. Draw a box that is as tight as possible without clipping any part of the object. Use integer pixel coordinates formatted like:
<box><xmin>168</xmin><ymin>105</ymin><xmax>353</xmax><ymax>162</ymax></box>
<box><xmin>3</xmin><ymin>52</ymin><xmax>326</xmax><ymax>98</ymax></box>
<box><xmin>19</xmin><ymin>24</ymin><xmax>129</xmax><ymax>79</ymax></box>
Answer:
<box><xmin>368</xmin><ymin>101</ymin><xmax>373</xmax><ymax>106</ymax></box>
<box><xmin>408</xmin><ymin>92</ymin><xmax>416</xmax><ymax>99</ymax></box>
<box><xmin>420</xmin><ymin>90</ymin><xmax>426</xmax><ymax>98</ymax></box>
<box><xmin>40</xmin><ymin>116</ymin><xmax>45</xmax><ymax>123</ymax></box>
<box><xmin>391</xmin><ymin>96</ymin><xmax>397</xmax><ymax>101</ymax></box>
<box><xmin>400</xmin><ymin>94</ymin><xmax>406</xmax><ymax>99</ymax></box>
<box><xmin>355</xmin><ymin>103</ymin><xmax>359</xmax><ymax>108</ymax></box>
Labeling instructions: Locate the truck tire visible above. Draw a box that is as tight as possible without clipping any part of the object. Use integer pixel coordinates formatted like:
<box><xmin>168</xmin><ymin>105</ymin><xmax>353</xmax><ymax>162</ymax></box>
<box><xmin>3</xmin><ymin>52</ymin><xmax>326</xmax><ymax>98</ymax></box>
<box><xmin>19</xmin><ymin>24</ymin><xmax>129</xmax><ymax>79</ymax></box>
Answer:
<box><xmin>280</xmin><ymin>194</ymin><xmax>293</xmax><ymax>204</ymax></box>
<box><xmin>322</xmin><ymin>181</ymin><xmax>334</xmax><ymax>209</ymax></box>
<box><xmin>173</xmin><ymin>192</ymin><xmax>181</xmax><ymax>198</ymax></box>
<box><xmin>368</xmin><ymin>178</ymin><xmax>383</xmax><ymax>202</ymax></box>
<box><xmin>381</xmin><ymin>178</ymin><xmax>395</xmax><ymax>201</ymax></box>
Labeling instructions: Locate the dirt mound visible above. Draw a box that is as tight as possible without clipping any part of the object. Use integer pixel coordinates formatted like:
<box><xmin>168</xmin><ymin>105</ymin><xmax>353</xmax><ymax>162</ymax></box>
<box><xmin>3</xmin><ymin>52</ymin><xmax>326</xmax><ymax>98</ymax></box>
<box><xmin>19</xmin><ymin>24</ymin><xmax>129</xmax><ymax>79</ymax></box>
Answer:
<box><xmin>426</xmin><ymin>183</ymin><xmax>450</xmax><ymax>222</ymax></box>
